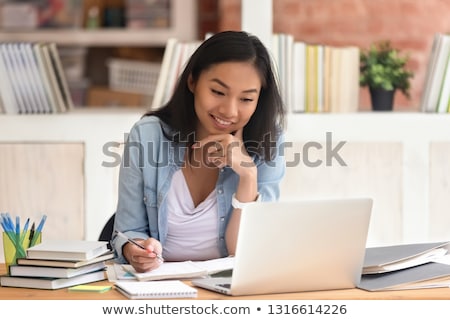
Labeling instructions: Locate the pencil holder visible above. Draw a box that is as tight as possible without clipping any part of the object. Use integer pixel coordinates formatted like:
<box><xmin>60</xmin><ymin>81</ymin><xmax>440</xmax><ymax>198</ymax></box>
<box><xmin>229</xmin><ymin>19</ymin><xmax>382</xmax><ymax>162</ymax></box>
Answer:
<box><xmin>2</xmin><ymin>231</ymin><xmax>42</xmax><ymax>272</ymax></box>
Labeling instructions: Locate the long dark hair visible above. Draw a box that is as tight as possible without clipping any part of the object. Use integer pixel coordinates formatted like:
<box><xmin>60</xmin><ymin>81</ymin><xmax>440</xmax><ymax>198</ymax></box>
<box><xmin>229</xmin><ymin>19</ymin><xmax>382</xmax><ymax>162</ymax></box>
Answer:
<box><xmin>145</xmin><ymin>30</ymin><xmax>285</xmax><ymax>160</ymax></box>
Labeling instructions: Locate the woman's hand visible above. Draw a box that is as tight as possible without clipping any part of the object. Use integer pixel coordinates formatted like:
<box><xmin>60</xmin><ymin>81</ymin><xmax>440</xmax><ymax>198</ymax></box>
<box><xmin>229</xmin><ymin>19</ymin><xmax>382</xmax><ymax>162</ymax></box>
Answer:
<box><xmin>122</xmin><ymin>237</ymin><xmax>163</xmax><ymax>273</ymax></box>
<box><xmin>193</xmin><ymin>128</ymin><xmax>255</xmax><ymax>176</ymax></box>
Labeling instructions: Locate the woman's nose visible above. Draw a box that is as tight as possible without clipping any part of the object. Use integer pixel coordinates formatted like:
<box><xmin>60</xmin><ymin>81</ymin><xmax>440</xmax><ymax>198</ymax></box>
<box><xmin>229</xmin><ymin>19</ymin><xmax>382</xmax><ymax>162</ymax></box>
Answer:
<box><xmin>218</xmin><ymin>98</ymin><xmax>238</xmax><ymax>118</ymax></box>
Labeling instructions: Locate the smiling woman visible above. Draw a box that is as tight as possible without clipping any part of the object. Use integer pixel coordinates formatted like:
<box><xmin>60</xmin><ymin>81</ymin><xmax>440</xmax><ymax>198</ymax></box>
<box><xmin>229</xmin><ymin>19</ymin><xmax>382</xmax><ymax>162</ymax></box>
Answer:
<box><xmin>111</xmin><ymin>31</ymin><xmax>286</xmax><ymax>273</ymax></box>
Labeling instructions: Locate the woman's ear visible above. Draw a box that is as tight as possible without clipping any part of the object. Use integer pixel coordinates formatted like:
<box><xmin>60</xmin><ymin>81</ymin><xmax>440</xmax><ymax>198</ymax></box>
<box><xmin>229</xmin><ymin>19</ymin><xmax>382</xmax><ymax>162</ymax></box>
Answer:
<box><xmin>187</xmin><ymin>74</ymin><xmax>195</xmax><ymax>93</ymax></box>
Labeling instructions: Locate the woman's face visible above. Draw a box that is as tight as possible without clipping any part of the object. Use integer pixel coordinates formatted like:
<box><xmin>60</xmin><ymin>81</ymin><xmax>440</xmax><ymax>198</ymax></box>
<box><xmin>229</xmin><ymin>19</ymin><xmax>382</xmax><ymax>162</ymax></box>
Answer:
<box><xmin>188</xmin><ymin>61</ymin><xmax>261</xmax><ymax>140</ymax></box>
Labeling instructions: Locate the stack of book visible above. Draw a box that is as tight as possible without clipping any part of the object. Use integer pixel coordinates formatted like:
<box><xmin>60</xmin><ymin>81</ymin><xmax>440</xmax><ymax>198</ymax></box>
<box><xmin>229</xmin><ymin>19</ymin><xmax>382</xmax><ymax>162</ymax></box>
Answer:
<box><xmin>272</xmin><ymin>33</ymin><xmax>360</xmax><ymax>114</ymax></box>
<box><xmin>0</xmin><ymin>239</ymin><xmax>114</xmax><ymax>290</ymax></box>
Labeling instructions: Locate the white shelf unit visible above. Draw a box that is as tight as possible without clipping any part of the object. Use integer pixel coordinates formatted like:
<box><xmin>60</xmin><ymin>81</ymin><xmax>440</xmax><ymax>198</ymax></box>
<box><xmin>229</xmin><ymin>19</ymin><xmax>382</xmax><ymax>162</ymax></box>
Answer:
<box><xmin>1</xmin><ymin>111</ymin><xmax>450</xmax><ymax>250</ymax></box>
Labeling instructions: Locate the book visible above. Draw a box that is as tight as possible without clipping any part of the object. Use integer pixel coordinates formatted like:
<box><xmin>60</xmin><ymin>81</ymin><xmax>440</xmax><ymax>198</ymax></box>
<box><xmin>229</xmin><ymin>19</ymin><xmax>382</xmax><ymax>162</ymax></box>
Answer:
<box><xmin>26</xmin><ymin>239</ymin><xmax>109</xmax><ymax>261</ymax></box>
<box><xmin>115</xmin><ymin>280</ymin><xmax>198</xmax><ymax>299</ymax></box>
<box><xmin>358</xmin><ymin>262</ymin><xmax>450</xmax><ymax>291</ymax></box>
<box><xmin>17</xmin><ymin>250</ymin><xmax>114</xmax><ymax>268</ymax></box>
<box><xmin>436</xmin><ymin>52</ymin><xmax>450</xmax><ymax>113</ymax></box>
<box><xmin>362</xmin><ymin>241</ymin><xmax>449</xmax><ymax>274</ymax></box>
<box><xmin>9</xmin><ymin>261</ymin><xmax>106</xmax><ymax>278</ymax></box>
<box><xmin>121</xmin><ymin>256</ymin><xmax>235</xmax><ymax>281</ymax></box>
<box><xmin>420</xmin><ymin>33</ymin><xmax>450</xmax><ymax>112</ymax></box>
<box><xmin>20</xmin><ymin>42</ymin><xmax>52</xmax><ymax>113</ymax></box>
<box><xmin>0</xmin><ymin>43</ymin><xmax>19</xmax><ymax>114</ymax></box>
<box><xmin>0</xmin><ymin>270</ymin><xmax>106</xmax><ymax>290</ymax></box>
<box><xmin>33</xmin><ymin>42</ymin><xmax>60</xmax><ymax>113</ymax></box>
<box><xmin>47</xmin><ymin>42</ymin><xmax>74</xmax><ymax>111</ymax></box>
<box><xmin>151</xmin><ymin>37</ymin><xmax>177</xmax><ymax>110</ymax></box>
<box><xmin>1</xmin><ymin>43</ymin><xmax>28</xmax><ymax>113</ymax></box>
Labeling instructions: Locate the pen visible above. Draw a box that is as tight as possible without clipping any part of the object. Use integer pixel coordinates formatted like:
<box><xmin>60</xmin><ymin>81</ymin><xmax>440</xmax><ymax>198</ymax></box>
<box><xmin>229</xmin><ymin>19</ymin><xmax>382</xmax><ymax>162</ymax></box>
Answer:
<box><xmin>28</xmin><ymin>222</ymin><xmax>35</xmax><ymax>248</ymax></box>
<box><xmin>115</xmin><ymin>231</ymin><xmax>163</xmax><ymax>262</ymax></box>
<box><xmin>36</xmin><ymin>214</ymin><xmax>47</xmax><ymax>234</ymax></box>
<box><xmin>30</xmin><ymin>214</ymin><xmax>47</xmax><ymax>247</ymax></box>
<box><xmin>19</xmin><ymin>218</ymin><xmax>30</xmax><ymax>246</ymax></box>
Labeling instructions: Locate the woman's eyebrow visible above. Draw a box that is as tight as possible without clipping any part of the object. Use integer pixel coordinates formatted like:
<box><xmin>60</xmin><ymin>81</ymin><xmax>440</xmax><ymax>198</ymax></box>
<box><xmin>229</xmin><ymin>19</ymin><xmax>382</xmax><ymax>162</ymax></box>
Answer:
<box><xmin>210</xmin><ymin>78</ymin><xmax>259</xmax><ymax>93</ymax></box>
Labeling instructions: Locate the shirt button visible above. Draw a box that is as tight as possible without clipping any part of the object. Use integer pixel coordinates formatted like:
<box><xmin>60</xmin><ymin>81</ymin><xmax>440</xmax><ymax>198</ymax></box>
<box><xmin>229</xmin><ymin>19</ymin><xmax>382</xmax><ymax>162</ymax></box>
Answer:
<box><xmin>218</xmin><ymin>189</ymin><xmax>223</xmax><ymax>194</ymax></box>
<box><xmin>220</xmin><ymin>217</ymin><xmax>225</xmax><ymax>222</ymax></box>
<box><xmin>143</xmin><ymin>196</ymin><xmax>147</xmax><ymax>202</ymax></box>
<box><xmin>219</xmin><ymin>237</ymin><xmax>224</xmax><ymax>241</ymax></box>
<box><xmin>220</xmin><ymin>168</ymin><xmax>225</xmax><ymax>173</ymax></box>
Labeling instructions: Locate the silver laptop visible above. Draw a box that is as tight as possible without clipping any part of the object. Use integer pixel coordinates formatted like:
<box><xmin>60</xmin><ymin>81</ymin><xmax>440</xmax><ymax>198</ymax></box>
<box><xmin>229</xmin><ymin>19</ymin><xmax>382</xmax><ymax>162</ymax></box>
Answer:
<box><xmin>192</xmin><ymin>198</ymin><xmax>372</xmax><ymax>296</ymax></box>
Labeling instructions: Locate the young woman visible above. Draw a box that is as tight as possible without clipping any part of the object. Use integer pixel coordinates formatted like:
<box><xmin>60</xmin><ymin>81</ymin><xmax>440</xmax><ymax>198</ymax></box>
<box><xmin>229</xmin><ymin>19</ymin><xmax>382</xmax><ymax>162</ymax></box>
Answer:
<box><xmin>112</xmin><ymin>30</ymin><xmax>286</xmax><ymax>272</ymax></box>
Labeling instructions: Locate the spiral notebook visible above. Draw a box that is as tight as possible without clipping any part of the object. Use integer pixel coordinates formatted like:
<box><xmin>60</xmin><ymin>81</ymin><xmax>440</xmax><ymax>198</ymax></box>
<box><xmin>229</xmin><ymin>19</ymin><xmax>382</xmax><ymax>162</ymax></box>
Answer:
<box><xmin>115</xmin><ymin>280</ymin><xmax>198</xmax><ymax>299</ymax></box>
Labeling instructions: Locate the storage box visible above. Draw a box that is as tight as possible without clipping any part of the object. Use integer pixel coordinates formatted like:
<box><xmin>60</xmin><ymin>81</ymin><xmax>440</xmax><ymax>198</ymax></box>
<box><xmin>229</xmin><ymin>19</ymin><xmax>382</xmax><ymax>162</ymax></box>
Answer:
<box><xmin>0</xmin><ymin>3</ymin><xmax>39</xmax><ymax>29</ymax></box>
<box><xmin>107</xmin><ymin>58</ymin><xmax>160</xmax><ymax>95</ymax></box>
<box><xmin>87</xmin><ymin>86</ymin><xmax>152</xmax><ymax>108</ymax></box>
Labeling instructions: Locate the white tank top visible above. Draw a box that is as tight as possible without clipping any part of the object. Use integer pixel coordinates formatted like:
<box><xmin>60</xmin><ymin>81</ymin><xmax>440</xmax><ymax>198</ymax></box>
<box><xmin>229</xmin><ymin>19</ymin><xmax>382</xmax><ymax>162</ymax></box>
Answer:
<box><xmin>163</xmin><ymin>170</ymin><xmax>221</xmax><ymax>261</ymax></box>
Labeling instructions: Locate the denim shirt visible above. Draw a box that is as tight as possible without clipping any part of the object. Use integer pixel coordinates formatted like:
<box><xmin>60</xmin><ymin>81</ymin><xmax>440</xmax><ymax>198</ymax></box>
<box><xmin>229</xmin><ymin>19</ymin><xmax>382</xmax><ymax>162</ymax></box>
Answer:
<box><xmin>112</xmin><ymin>116</ymin><xmax>285</xmax><ymax>263</ymax></box>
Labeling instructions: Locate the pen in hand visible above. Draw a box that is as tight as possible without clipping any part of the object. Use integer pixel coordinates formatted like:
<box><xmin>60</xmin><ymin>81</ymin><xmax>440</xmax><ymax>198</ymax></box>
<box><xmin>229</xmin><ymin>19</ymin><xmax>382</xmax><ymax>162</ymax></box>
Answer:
<box><xmin>115</xmin><ymin>231</ymin><xmax>164</xmax><ymax>262</ymax></box>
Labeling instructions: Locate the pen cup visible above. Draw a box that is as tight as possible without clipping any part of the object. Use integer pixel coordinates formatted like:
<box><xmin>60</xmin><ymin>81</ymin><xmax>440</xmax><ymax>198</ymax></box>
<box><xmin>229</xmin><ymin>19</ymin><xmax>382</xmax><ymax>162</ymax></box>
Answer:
<box><xmin>2</xmin><ymin>231</ymin><xmax>42</xmax><ymax>272</ymax></box>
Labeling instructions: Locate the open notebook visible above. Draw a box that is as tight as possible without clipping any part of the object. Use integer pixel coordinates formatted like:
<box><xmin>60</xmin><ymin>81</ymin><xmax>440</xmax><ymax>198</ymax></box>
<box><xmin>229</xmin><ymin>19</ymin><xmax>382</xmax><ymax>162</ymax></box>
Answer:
<box><xmin>192</xmin><ymin>198</ymin><xmax>373</xmax><ymax>296</ymax></box>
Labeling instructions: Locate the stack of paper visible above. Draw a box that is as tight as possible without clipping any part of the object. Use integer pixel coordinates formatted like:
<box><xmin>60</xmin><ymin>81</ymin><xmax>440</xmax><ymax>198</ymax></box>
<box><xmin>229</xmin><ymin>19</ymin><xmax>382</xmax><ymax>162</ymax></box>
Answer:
<box><xmin>120</xmin><ymin>256</ymin><xmax>235</xmax><ymax>281</ymax></box>
<box><xmin>358</xmin><ymin>241</ymin><xmax>450</xmax><ymax>291</ymax></box>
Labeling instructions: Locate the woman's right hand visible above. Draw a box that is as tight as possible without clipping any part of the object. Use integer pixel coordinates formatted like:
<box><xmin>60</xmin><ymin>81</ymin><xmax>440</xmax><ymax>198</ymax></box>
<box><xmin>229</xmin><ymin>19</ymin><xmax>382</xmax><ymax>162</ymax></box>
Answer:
<box><xmin>122</xmin><ymin>237</ymin><xmax>163</xmax><ymax>273</ymax></box>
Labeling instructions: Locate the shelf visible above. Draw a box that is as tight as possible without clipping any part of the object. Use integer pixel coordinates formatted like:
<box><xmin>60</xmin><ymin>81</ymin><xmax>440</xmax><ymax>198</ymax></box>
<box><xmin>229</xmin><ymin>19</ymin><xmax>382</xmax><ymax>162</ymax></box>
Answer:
<box><xmin>0</xmin><ymin>28</ymin><xmax>190</xmax><ymax>47</ymax></box>
<box><xmin>0</xmin><ymin>0</ymin><xmax>198</xmax><ymax>47</ymax></box>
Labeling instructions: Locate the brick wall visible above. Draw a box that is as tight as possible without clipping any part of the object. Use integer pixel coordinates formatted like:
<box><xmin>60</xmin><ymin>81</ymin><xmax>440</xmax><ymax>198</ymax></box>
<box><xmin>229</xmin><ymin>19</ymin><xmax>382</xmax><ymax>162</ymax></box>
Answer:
<box><xmin>212</xmin><ymin>0</ymin><xmax>450</xmax><ymax>111</ymax></box>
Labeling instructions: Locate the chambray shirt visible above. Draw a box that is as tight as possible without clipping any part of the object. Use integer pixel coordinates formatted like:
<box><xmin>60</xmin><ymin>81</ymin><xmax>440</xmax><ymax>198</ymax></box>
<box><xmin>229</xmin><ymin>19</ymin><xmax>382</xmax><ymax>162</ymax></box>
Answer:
<box><xmin>112</xmin><ymin>116</ymin><xmax>285</xmax><ymax>263</ymax></box>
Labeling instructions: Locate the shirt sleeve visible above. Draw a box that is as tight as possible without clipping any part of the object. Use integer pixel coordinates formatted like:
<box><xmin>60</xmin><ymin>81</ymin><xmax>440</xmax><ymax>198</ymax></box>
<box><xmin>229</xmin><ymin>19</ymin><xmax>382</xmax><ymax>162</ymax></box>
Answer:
<box><xmin>112</xmin><ymin>121</ymin><xmax>153</xmax><ymax>264</ymax></box>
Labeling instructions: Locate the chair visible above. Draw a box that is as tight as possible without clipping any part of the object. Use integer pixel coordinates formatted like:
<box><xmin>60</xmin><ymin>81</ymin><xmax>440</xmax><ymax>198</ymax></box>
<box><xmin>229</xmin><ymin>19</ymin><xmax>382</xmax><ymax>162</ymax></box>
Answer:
<box><xmin>98</xmin><ymin>213</ymin><xmax>115</xmax><ymax>248</ymax></box>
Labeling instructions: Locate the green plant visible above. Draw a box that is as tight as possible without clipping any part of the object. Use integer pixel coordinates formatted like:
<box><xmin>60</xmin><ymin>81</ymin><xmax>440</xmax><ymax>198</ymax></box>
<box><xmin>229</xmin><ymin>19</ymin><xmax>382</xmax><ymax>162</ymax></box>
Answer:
<box><xmin>360</xmin><ymin>40</ymin><xmax>414</xmax><ymax>98</ymax></box>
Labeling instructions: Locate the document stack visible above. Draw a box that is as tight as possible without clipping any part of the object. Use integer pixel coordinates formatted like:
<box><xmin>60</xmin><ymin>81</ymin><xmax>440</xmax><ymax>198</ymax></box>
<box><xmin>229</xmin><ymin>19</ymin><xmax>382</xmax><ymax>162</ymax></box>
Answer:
<box><xmin>358</xmin><ymin>241</ymin><xmax>450</xmax><ymax>291</ymax></box>
<box><xmin>0</xmin><ymin>239</ymin><xmax>113</xmax><ymax>290</ymax></box>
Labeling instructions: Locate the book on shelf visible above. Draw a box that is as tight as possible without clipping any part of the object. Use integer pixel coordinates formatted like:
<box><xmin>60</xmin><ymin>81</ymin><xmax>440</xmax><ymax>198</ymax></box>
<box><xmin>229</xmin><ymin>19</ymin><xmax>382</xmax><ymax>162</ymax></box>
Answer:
<box><xmin>436</xmin><ymin>51</ymin><xmax>450</xmax><ymax>113</ymax></box>
<box><xmin>121</xmin><ymin>256</ymin><xmax>235</xmax><ymax>281</ymax></box>
<box><xmin>26</xmin><ymin>239</ymin><xmax>110</xmax><ymax>261</ymax></box>
<box><xmin>420</xmin><ymin>33</ymin><xmax>450</xmax><ymax>113</ymax></box>
<box><xmin>115</xmin><ymin>280</ymin><xmax>198</xmax><ymax>299</ymax></box>
<box><xmin>0</xmin><ymin>44</ymin><xmax>19</xmax><ymax>114</ymax></box>
<box><xmin>151</xmin><ymin>38</ymin><xmax>201</xmax><ymax>110</ymax></box>
<box><xmin>16</xmin><ymin>250</ymin><xmax>114</xmax><ymax>268</ymax></box>
<box><xmin>0</xmin><ymin>269</ymin><xmax>106</xmax><ymax>290</ymax></box>
<box><xmin>47</xmin><ymin>42</ymin><xmax>74</xmax><ymax>111</ymax></box>
<box><xmin>8</xmin><ymin>261</ymin><xmax>107</xmax><ymax>279</ymax></box>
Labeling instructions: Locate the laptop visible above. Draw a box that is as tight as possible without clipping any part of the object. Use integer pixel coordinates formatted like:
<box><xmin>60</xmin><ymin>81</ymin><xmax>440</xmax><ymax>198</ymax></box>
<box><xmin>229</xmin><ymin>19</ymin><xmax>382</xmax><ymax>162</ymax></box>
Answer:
<box><xmin>192</xmin><ymin>197</ymin><xmax>373</xmax><ymax>296</ymax></box>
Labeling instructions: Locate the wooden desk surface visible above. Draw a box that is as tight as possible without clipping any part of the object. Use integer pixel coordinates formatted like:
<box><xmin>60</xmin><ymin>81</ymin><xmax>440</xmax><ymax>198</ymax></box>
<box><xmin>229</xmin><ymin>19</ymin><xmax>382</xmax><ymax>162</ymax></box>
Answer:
<box><xmin>1</xmin><ymin>264</ymin><xmax>450</xmax><ymax>300</ymax></box>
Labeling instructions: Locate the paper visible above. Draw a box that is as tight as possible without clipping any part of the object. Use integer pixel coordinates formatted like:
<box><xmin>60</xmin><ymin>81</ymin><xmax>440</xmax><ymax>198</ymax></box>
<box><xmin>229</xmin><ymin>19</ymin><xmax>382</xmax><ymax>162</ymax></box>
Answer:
<box><xmin>121</xmin><ymin>256</ymin><xmax>235</xmax><ymax>281</ymax></box>
<box><xmin>362</xmin><ymin>242</ymin><xmax>449</xmax><ymax>274</ymax></box>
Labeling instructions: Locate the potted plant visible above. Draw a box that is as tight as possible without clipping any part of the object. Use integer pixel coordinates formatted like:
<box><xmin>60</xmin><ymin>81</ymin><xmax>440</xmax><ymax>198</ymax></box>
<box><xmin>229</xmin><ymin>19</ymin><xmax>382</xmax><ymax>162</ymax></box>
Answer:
<box><xmin>360</xmin><ymin>40</ymin><xmax>414</xmax><ymax>111</ymax></box>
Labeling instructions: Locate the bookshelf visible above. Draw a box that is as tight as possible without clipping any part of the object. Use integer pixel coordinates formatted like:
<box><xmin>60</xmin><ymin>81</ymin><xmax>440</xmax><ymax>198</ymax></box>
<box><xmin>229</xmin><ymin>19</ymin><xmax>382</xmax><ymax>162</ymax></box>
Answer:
<box><xmin>1</xmin><ymin>111</ymin><xmax>450</xmax><ymax>255</ymax></box>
